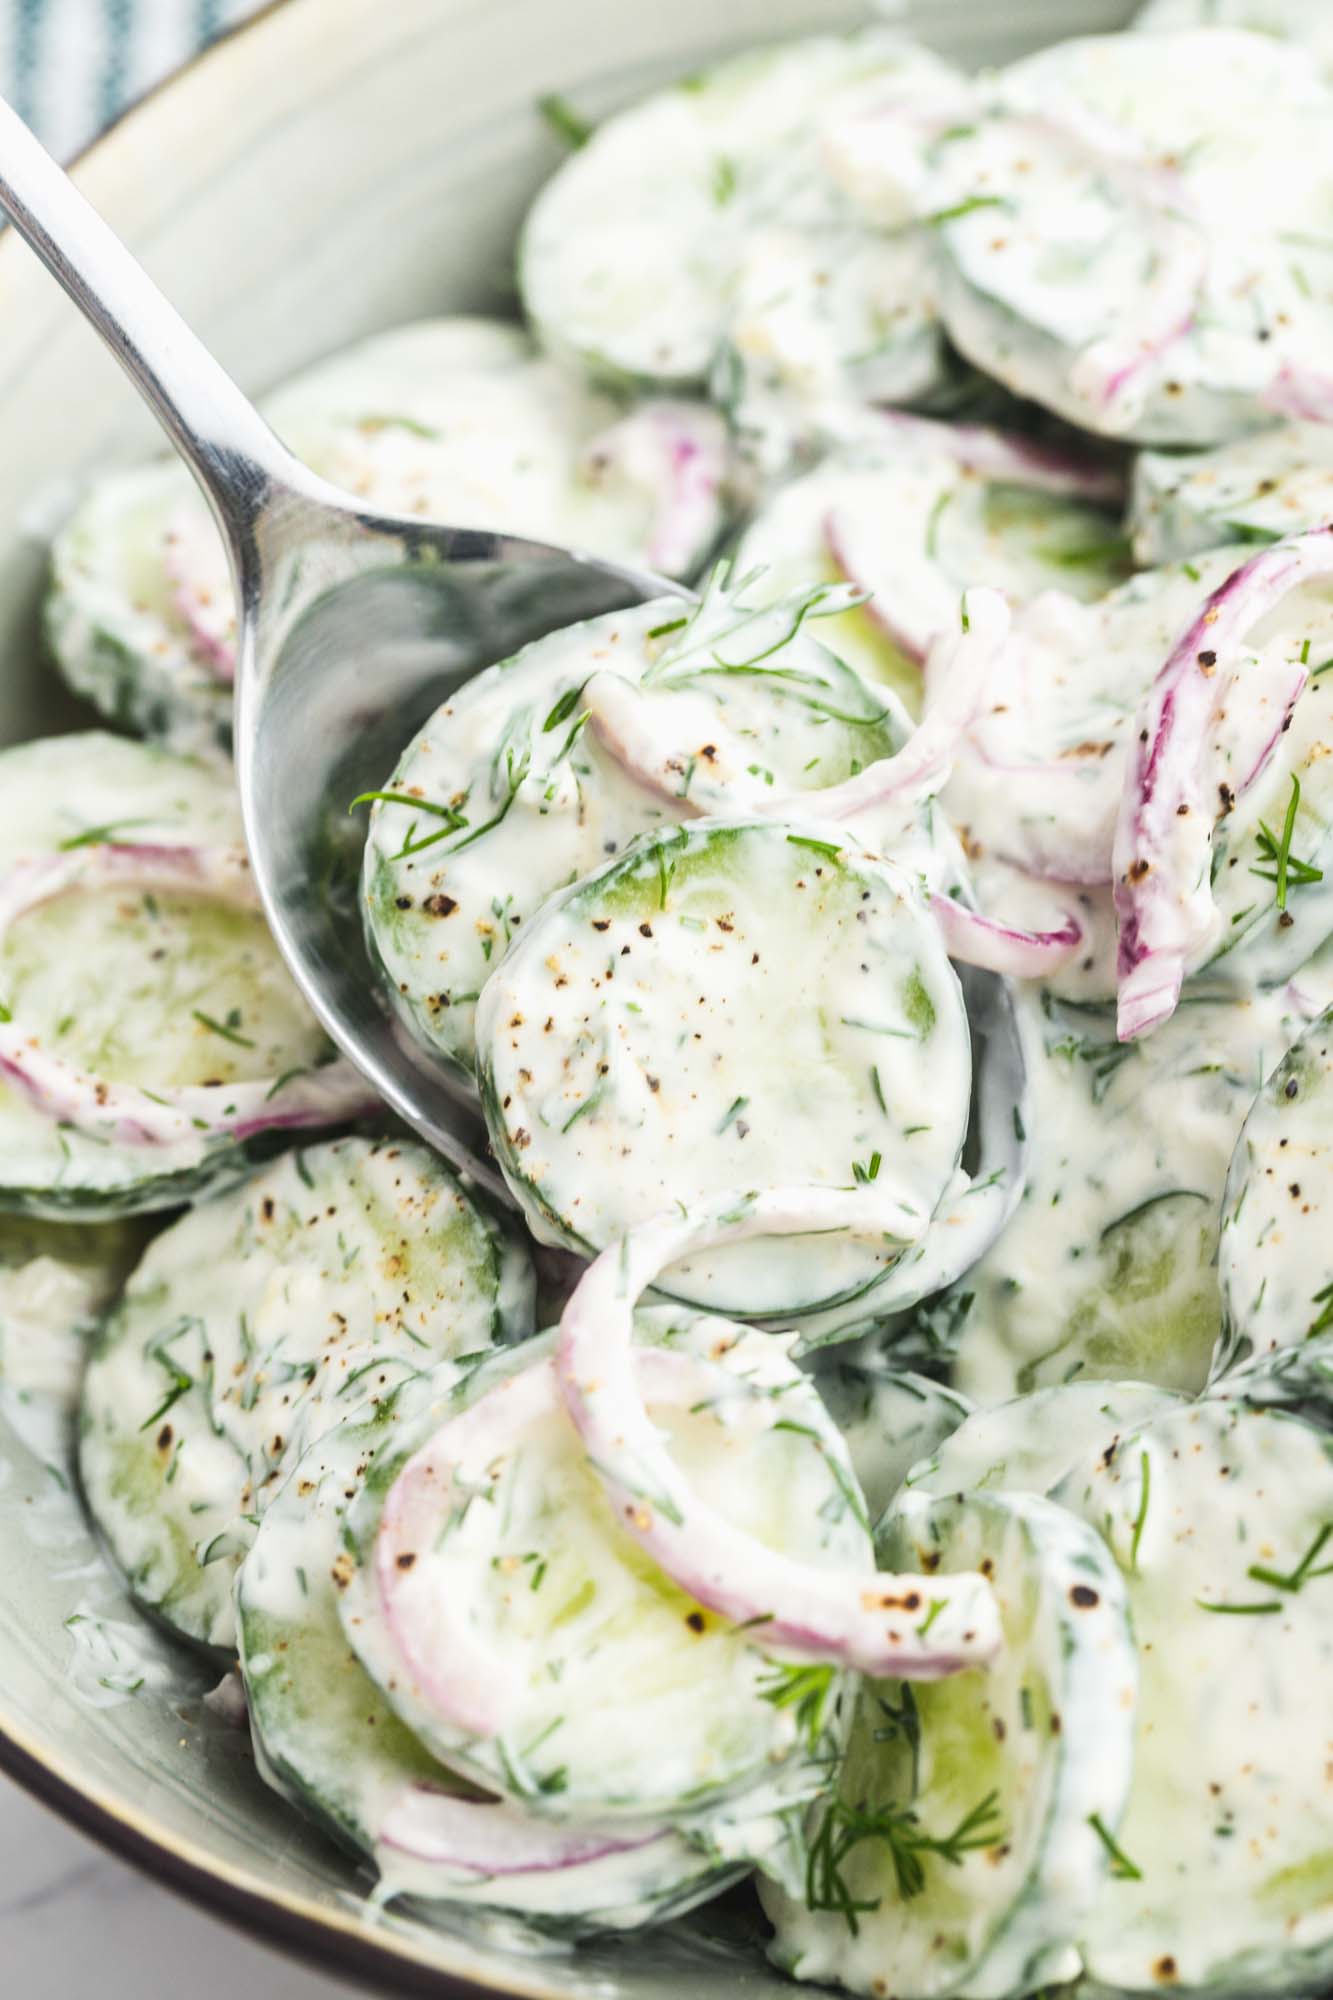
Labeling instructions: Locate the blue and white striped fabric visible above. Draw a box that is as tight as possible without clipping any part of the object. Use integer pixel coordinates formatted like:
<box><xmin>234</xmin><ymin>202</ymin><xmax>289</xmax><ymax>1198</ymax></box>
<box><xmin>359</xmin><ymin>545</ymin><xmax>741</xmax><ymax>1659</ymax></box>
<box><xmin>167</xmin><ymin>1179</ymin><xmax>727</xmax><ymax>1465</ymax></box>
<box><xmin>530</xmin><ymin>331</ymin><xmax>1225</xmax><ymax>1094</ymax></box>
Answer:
<box><xmin>0</xmin><ymin>0</ymin><xmax>265</xmax><ymax>161</ymax></box>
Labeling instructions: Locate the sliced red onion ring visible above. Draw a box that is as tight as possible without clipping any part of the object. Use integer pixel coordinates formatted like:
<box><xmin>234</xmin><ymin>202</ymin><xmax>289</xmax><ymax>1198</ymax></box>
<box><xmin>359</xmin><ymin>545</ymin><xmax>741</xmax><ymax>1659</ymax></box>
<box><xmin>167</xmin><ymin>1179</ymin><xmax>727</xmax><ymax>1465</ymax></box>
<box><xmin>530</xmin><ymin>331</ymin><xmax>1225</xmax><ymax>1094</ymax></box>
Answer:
<box><xmin>555</xmin><ymin>1188</ymin><xmax>1002</xmax><ymax>1681</ymax></box>
<box><xmin>0</xmin><ymin>842</ymin><xmax>377</xmax><ymax>1145</ymax></box>
<box><xmin>863</xmin><ymin>409</ymin><xmax>1127</xmax><ymax>507</ymax></box>
<box><xmin>794</xmin><ymin>588</ymin><xmax>1009</xmax><ymax>821</ymax></box>
<box><xmin>930</xmin><ymin>894</ymin><xmax>1081</xmax><ymax>977</ymax></box>
<box><xmin>379</xmin><ymin>1783</ymin><xmax>669</xmax><ymax>1880</ymax></box>
<box><xmin>1263</xmin><ymin>365</ymin><xmax>1333</xmax><ymax>426</ymax></box>
<box><xmin>1114</xmin><ymin>531</ymin><xmax>1333</xmax><ymax>1041</ymax></box>
<box><xmin>580</xmin><ymin>401</ymin><xmax>729</xmax><ymax>579</ymax></box>
<box><xmin>581</xmin><ymin>589</ymin><xmax>1009</xmax><ymax>827</ymax></box>
<box><xmin>372</xmin><ymin>1336</ymin><xmax>888</xmax><ymax>1741</ymax></box>
<box><xmin>164</xmin><ymin>505</ymin><xmax>236</xmax><ymax>683</ymax></box>
<box><xmin>994</xmin><ymin>111</ymin><xmax>1206</xmax><ymax>425</ymax></box>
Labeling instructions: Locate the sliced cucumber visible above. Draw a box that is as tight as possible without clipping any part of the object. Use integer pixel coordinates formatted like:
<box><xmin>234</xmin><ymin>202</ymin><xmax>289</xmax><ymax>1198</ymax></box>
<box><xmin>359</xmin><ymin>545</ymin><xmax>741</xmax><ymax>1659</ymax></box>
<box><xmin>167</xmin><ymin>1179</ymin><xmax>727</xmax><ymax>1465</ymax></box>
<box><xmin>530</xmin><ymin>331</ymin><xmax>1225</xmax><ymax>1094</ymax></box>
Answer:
<box><xmin>1196</xmin><ymin>575</ymin><xmax>1333</xmax><ymax>987</ymax></box>
<box><xmin>950</xmin><ymin>978</ymin><xmax>1331</xmax><ymax>1405</ymax></box>
<box><xmin>337</xmin><ymin>1310</ymin><xmax>866</xmax><ymax>1837</ymax></box>
<box><xmin>905</xmin><ymin>1379</ymin><xmax>1183</xmax><ymax>1504</ymax></box>
<box><xmin>45</xmin><ymin>462</ymin><xmax>233</xmax><ymax>759</ymax></box>
<box><xmin>942</xmin><ymin>548</ymin><xmax>1246</xmax><ymax>895</ymax></box>
<box><xmin>1131</xmin><ymin>424</ymin><xmax>1333</xmax><ymax>566</ymax></box>
<box><xmin>762</xmin><ymin>1488</ymin><xmax>1137</xmax><ymax>1998</ymax></box>
<box><xmin>1136</xmin><ymin>0</ymin><xmax>1333</xmax><ymax>76</ymax></box>
<box><xmin>1209</xmin><ymin>1329</ymin><xmax>1333</xmax><ymax>1431</ymax></box>
<box><xmin>476</xmin><ymin>818</ymin><xmax>970</xmax><ymax>1319</ymax></box>
<box><xmin>80</xmin><ymin>1137</ymin><xmax>531</xmax><ymax>1651</ymax></box>
<box><xmin>930</xmin><ymin>30</ymin><xmax>1333</xmax><ymax>445</ymax></box>
<box><xmin>0</xmin><ymin>1213</ymin><xmax>147</xmax><ymax>1475</ymax></box>
<box><xmin>362</xmin><ymin>573</ymin><xmax>906</xmax><ymax>1080</ymax></box>
<box><xmin>0</xmin><ymin>732</ymin><xmax>354</xmax><ymax>1219</ymax></box>
<box><xmin>519</xmin><ymin>33</ymin><xmax>963</xmax><ymax>458</ymax></box>
<box><xmin>732</xmin><ymin>418</ymin><xmax>1125</xmax><ymax>712</ymax></box>
<box><xmin>238</xmin><ymin>1366</ymin><xmax>741</xmax><ymax>1931</ymax></box>
<box><xmin>46</xmin><ymin>317</ymin><xmax>732</xmax><ymax>754</ymax></box>
<box><xmin>810</xmin><ymin>1356</ymin><xmax>972</xmax><ymax>1522</ymax></box>
<box><xmin>1059</xmin><ymin>1396</ymin><xmax>1333</xmax><ymax>1995</ymax></box>
<box><xmin>1218</xmin><ymin>1007</ymin><xmax>1333</xmax><ymax>1373</ymax></box>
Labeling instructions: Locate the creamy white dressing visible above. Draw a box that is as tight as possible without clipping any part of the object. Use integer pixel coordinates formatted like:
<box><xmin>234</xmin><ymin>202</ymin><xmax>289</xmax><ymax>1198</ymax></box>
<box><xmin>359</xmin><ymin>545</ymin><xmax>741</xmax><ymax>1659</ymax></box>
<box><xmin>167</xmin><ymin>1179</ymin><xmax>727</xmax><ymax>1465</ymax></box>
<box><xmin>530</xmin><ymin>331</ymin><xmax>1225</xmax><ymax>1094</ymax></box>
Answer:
<box><xmin>763</xmin><ymin>1487</ymin><xmax>1137</xmax><ymax>1999</ymax></box>
<box><xmin>79</xmin><ymin>1138</ymin><xmax>531</xmax><ymax>1648</ymax></box>
<box><xmin>1132</xmin><ymin>423</ymin><xmax>1333</xmax><ymax>566</ymax></box>
<box><xmin>0</xmin><ymin>733</ymin><xmax>340</xmax><ymax>1209</ymax></box>
<box><xmin>334</xmin><ymin>1314</ymin><xmax>866</xmax><ymax>1837</ymax></box>
<box><xmin>1220</xmin><ymin>1007</ymin><xmax>1333</xmax><ymax>1368</ymax></box>
<box><xmin>1137</xmin><ymin>0</ymin><xmax>1333</xmax><ymax>77</ymax></box>
<box><xmin>1062</xmin><ymin>1399</ymin><xmax>1333</xmax><ymax>1992</ymax></box>
<box><xmin>476</xmin><ymin>819</ymin><xmax>971</xmax><ymax>1318</ymax></box>
<box><xmin>520</xmin><ymin>31</ymin><xmax>964</xmax><ymax>465</ymax></box>
<box><xmin>362</xmin><ymin>583</ymin><xmax>907</xmax><ymax>1079</ymax></box>
<box><xmin>924</xmin><ymin>30</ymin><xmax>1333</xmax><ymax>443</ymax></box>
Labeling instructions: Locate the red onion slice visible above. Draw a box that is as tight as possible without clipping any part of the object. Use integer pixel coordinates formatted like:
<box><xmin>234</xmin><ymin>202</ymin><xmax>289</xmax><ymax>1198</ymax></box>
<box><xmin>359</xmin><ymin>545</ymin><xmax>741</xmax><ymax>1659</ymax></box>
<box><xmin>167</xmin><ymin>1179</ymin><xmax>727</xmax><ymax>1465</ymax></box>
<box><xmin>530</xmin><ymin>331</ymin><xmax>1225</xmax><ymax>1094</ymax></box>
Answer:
<box><xmin>796</xmin><ymin>588</ymin><xmax>1009</xmax><ymax>821</ymax></box>
<box><xmin>0</xmin><ymin>842</ymin><xmax>377</xmax><ymax>1144</ymax></box>
<box><xmin>555</xmin><ymin>1189</ymin><xmax>1001</xmax><ymax>1680</ymax></box>
<box><xmin>580</xmin><ymin>401</ymin><xmax>730</xmax><ymax>579</ymax></box>
<box><xmin>1113</xmin><ymin>531</ymin><xmax>1333</xmax><ymax>1041</ymax></box>
<box><xmin>581</xmin><ymin>589</ymin><xmax>1008</xmax><ymax>830</ymax></box>
<box><xmin>931</xmin><ymin>894</ymin><xmax>1082</xmax><ymax>977</ymax></box>
<box><xmin>379</xmin><ymin>1783</ymin><xmax>670</xmax><ymax>1879</ymax></box>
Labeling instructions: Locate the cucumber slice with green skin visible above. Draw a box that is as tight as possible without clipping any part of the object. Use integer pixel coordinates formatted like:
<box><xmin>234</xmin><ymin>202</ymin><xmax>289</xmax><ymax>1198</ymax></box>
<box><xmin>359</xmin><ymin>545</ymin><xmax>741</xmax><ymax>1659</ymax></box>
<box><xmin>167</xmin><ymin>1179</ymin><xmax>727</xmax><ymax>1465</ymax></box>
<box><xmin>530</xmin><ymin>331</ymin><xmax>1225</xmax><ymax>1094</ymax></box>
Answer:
<box><xmin>238</xmin><ymin>1367</ymin><xmax>743</xmax><ymax>1932</ymax></box>
<box><xmin>1218</xmin><ymin>1007</ymin><xmax>1333</xmax><ymax>1373</ymax></box>
<box><xmin>1130</xmin><ymin>425</ymin><xmax>1333</xmax><ymax>567</ymax></box>
<box><xmin>0</xmin><ymin>733</ymin><xmax>352</xmax><ymax>1219</ymax></box>
<box><xmin>80</xmin><ymin>1137</ymin><xmax>532</xmax><ymax>1652</ymax></box>
<box><xmin>45</xmin><ymin>317</ymin><xmax>732</xmax><ymax>756</ymax></box>
<box><xmin>45</xmin><ymin>462</ymin><xmax>233</xmax><ymax>760</ymax></box>
<box><xmin>476</xmin><ymin>818</ymin><xmax>971</xmax><ymax>1320</ymax></box>
<box><xmin>519</xmin><ymin>33</ymin><xmax>963</xmax><ymax>458</ymax></box>
<box><xmin>811</xmin><ymin>1359</ymin><xmax>972</xmax><ymax>1523</ymax></box>
<box><xmin>904</xmin><ymin>1380</ymin><xmax>1183</xmax><ymax>1505</ymax></box>
<box><xmin>0</xmin><ymin>1214</ymin><xmax>148</xmax><ymax>1470</ymax></box>
<box><xmin>1136</xmin><ymin>0</ymin><xmax>1333</xmax><ymax>77</ymax></box>
<box><xmin>951</xmin><ymin>976</ymin><xmax>1333</xmax><ymax>1406</ymax></box>
<box><xmin>731</xmin><ymin>416</ymin><xmax>1126</xmax><ymax>714</ymax></box>
<box><xmin>928</xmin><ymin>31</ymin><xmax>1333</xmax><ymax>445</ymax></box>
<box><xmin>1059</xmin><ymin>1397</ymin><xmax>1333</xmax><ymax>1995</ymax></box>
<box><xmin>362</xmin><ymin>577</ymin><xmax>906</xmax><ymax>1082</ymax></box>
<box><xmin>1208</xmin><ymin>1329</ymin><xmax>1333</xmax><ymax>1430</ymax></box>
<box><xmin>337</xmin><ymin>1311</ymin><xmax>866</xmax><ymax>1832</ymax></box>
<box><xmin>1189</xmin><ymin>582</ymin><xmax>1333</xmax><ymax>989</ymax></box>
<box><xmin>762</xmin><ymin>1489</ymin><xmax>1137</xmax><ymax>1999</ymax></box>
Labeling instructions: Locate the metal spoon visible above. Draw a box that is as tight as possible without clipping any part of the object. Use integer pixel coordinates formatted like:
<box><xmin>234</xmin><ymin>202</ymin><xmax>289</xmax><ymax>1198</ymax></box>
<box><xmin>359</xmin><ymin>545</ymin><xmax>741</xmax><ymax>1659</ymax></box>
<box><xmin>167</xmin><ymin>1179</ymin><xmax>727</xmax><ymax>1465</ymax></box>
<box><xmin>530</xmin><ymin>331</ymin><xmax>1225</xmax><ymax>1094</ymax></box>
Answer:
<box><xmin>0</xmin><ymin>98</ymin><xmax>1027</xmax><ymax>1288</ymax></box>
<box><xmin>0</xmin><ymin>96</ymin><xmax>665</xmax><ymax>1200</ymax></box>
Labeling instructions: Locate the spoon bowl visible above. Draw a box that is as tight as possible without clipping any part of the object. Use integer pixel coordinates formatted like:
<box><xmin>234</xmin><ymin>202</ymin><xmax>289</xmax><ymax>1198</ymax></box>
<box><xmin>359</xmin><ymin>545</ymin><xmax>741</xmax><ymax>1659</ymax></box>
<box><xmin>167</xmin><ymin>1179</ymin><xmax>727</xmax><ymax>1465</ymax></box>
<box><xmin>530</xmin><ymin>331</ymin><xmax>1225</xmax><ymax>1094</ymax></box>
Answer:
<box><xmin>0</xmin><ymin>93</ymin><xmax>1026</xmax><ymax>1272</ymax></box>
<box><xmin>0</xmin><ymin>96</ymin><xmax>669</xmax><ymax>1195</ymax></box>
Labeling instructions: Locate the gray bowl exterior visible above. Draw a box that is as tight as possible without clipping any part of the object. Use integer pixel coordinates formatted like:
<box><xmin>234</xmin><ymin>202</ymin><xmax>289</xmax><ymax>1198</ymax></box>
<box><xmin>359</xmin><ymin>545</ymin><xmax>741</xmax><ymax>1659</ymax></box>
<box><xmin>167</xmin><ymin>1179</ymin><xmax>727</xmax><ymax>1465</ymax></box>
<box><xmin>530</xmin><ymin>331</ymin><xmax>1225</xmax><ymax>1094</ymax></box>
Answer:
<box><xmin>0</xmin><ymin>0</ymin><xmax>1135</xmax><ymax>1992</ymax></box>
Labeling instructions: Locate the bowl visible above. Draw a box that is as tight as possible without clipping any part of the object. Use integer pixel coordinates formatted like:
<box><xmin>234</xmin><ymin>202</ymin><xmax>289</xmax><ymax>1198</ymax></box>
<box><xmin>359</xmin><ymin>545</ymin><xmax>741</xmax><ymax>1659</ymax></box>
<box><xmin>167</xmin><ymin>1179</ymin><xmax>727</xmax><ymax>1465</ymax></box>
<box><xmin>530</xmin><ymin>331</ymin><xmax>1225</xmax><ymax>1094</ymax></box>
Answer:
<box><xmin>0</xmin><ymin>0</ymin><xmax>1136</xmax><ymax>1991</ymax></box>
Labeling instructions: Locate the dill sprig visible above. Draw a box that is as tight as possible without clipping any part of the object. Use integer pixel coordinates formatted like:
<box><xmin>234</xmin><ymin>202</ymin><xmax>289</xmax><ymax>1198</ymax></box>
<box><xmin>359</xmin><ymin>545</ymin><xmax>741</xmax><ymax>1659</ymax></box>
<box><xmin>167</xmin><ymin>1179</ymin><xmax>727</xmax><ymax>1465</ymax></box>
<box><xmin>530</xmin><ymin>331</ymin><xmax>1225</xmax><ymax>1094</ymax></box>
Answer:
<box><xmin>537</xmin><ymin>93</ymin><xmax>591</xmax><ymax>149</ymax></box>
<box><xmin>806</xmin><ymin>1789</ymin><xmax>1004</xmax><ymax>1935</ymax></box>
<box><xmin>758</xmin><ymin>1662</ymin><xmax>837</xmax><ymax>1750</ymax></box>
<box><xmin>1089</xmin><ymin>1812</ymin><xmax>1142</xmax><ymax>1881</ymax></box>
<box><xmin>1250</xmin><ymin>774</ymin><xmax>1324</xmax><ymax>912</ymax></box>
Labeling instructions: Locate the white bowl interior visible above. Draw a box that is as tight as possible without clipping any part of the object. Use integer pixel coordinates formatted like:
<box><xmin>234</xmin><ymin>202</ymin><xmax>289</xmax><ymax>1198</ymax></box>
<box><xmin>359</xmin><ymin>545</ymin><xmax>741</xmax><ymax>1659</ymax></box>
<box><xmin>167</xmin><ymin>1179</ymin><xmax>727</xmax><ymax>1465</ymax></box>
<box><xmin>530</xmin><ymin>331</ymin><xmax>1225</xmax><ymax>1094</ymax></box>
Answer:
<box><xmin>0</xmin><ymin>0</ymin><xmax>1135</xmax><ymax>1991</ymax></box>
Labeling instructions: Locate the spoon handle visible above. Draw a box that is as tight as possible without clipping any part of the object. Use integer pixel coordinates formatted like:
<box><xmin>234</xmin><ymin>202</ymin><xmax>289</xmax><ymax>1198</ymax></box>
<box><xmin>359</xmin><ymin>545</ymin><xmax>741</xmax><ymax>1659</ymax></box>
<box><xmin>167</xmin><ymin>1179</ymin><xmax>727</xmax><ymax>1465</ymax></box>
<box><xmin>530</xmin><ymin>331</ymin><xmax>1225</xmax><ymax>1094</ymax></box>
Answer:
<box><xmin>0</xmin><ymin>94</ymin><xmax>306</xmax><ymax>544</ymax></box>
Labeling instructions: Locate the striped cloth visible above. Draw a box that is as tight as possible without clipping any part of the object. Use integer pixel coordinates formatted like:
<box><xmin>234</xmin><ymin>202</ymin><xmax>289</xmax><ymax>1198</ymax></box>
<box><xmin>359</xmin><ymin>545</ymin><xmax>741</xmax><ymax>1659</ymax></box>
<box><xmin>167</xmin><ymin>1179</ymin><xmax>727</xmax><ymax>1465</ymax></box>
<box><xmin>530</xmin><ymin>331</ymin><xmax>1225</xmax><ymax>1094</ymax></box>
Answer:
<box><xmin>0</xmin><ymin>0</ymin><xmax>265</xmax><ymax>161</ymax></box>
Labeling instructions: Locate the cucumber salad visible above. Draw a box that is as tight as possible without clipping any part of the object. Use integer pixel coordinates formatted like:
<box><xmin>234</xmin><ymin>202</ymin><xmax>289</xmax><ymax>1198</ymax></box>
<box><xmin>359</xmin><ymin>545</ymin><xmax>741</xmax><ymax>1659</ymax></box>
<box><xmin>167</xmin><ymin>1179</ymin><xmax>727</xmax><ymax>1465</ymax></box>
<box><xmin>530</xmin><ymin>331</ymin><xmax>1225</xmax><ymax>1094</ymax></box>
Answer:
<box><xmin>9</xmin><ymin>7</ymin><xmax>1333</xmax><ymax>1996</ymax></box>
